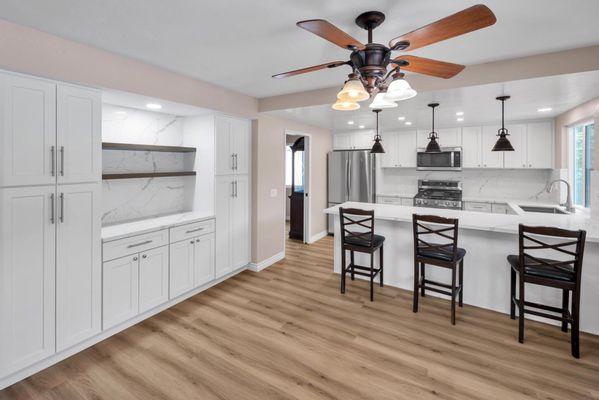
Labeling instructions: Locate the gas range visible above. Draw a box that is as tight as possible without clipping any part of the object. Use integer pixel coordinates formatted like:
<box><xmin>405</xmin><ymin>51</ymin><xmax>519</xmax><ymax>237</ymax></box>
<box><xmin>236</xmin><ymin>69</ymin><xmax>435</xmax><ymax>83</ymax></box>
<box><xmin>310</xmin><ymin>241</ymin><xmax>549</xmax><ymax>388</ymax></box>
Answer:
<box><xmin>413</xmin><ymin>180</ymin><xmax>463</xmax><ymax>210</ymax></box>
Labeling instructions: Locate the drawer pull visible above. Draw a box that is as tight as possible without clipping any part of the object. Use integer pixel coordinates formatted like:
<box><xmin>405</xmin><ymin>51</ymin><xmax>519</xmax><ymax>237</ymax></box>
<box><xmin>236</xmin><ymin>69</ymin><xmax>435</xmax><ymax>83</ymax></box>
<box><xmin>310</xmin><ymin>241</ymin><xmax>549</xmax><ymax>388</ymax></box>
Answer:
<box><xmin>185</xmin><ymin>227</ymin><xmax>205</xmax><ymax>234</ymax></box>
<box><xmin>127</xmin><ymin>240</ymin><xmax>152</xmax><ymax>248</ymax></box>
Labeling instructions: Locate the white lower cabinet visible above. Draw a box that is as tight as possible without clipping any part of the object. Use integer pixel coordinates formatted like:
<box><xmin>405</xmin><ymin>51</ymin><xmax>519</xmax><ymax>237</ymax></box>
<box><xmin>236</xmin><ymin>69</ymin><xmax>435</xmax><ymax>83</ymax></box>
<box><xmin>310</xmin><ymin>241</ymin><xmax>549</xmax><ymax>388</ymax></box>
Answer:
<box><xmin>139</xmin><ymin>246</ymin><xmax>169</xmax><ymax>313</ymax></box>
<box><xmin>169</xmin><ymin>239</ymin><xmax>195</xmax><ymax>298</ymax></box>
<box><xmin>102</xmin><ymin>254</ymin><xmax>139</xmax><ymax>330</ymax></box>
<box><xmin>194</xmin><ymin>234</ymin><xmax>215</xmax><ymax>287</ymax></box>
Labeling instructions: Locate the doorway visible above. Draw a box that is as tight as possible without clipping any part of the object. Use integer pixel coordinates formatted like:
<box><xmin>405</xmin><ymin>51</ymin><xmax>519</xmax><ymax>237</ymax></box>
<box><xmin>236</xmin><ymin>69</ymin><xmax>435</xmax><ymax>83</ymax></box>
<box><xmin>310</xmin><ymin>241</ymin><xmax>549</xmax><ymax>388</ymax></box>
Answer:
<box><xmin>285</xmin><ymin>131</ymin><xmax>310</xmax><ymax>243</ymax></box>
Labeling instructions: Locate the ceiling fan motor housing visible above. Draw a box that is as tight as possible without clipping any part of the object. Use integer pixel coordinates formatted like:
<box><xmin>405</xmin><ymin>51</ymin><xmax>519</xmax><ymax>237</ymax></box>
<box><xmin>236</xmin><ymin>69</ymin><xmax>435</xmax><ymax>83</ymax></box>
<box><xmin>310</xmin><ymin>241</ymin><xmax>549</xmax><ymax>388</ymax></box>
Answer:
<box><xmin>350</xmin><ymin>44</ymin><xmax>391</xmax><ymax>93</ymax></box>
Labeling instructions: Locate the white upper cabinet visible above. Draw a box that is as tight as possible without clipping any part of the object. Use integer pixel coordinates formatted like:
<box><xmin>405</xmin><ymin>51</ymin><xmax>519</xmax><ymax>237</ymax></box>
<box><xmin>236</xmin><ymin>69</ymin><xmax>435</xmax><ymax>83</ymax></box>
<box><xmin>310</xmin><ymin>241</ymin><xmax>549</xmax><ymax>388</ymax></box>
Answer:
<box><xmin>462</xmin><ymin>126</ymin><xmax>482</xmax><ymax>168</ymax></box>
<box><xmin>57</xmin><ymin>85</ymin><xmax>102</xmax><ymax>184</ymax></box>
<box><xmin>396</xmin><ymin>131</ymin><xmax>417</xmax><ymax>167</ymax></box>
<box><xmin>481</xmin><ymin>125</ymin><xmax>504</xmax><ymax>168</ymax></box>
<box><xmin>352</xmin><ymin>131</ymin><xmax>374</xmax><ymax>150</ymax></box>
<box><xmin>417</xmin><ymin>128</ymin><xmax>461</xmax><ymax>149</ymax></box>
<box><xmin>526</xmin><ymin>121</ymin><xmax>554</xmax><ymax>168</ymax></box>
<box><xmin>333</xmin><ymin>133</ymin><xmax>353</xmax><ymax>150</ymax></box>
<box><xmin>56</xmin><ymin>183</ymin><xmax>101</xmax><ymax>351</ymax></box>
<box><xmin>333</xmin><ymin>131</ymin><xmax>375</xmax><ymax>150</ymax></box>
<box><xmin>380</xmin><ymin>132</ymin><xmax>399</xmax><ymax>168</ymax></box>
<box><xmin>0</xmin><ymin>74</ymin><xmax>56</xmax><ymax>187</ymax></box>
<box><xmin>502</xmin><ymin>124</ymin><xmax>527</xmax><ymax>169</ymax></box>
<box><xmin>215</xmin><ymin>115</ymin><xmax>250</xmax><ymax>175</ymax></box>
<box><xmin>0</xmin><ymin>186</ymin><xmax>56</xmax><ymax>376</ymax></box>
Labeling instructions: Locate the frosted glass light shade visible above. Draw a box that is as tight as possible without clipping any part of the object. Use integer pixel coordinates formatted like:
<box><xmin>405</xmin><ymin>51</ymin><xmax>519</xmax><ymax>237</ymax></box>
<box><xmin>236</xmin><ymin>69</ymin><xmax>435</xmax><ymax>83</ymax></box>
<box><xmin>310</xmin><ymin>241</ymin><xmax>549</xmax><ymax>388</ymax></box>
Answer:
<box><xmin>385</xmin><ymin>78</ymin><xmax>417</xmax><ymax>101</ymax></box>
<box><xmin>332</xmin><ymin>99</ymin><xmax>360</xmax><ymax>111</ymax></box>
<box><xmin>369</xmin><ymin>93</ymin><xmax>398</xmax><ymax>109</ymax></box>
<box><xmin>337</xmin><ymin>79</ymin><xmax>370</xmax><ymax>102</ymax></box>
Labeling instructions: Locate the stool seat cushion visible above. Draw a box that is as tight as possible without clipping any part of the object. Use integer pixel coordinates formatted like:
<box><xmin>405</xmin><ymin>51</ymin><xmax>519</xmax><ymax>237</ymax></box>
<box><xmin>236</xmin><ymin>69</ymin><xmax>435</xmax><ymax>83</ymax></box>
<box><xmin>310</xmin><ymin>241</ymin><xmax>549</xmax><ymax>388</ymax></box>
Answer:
<box><xmin>418</xmin><ymin>245</ymin><xmax>466</xmax><ymax>262</ymax></box>
<box><xmin>507</xmin><ymin>254</ymin><xmax>576</xmax><ymax>282</ymax></box>
<box><xmin>345</xmin><ymin>233</ymin><xmax>385</xmax><ymax>248</ymax></box>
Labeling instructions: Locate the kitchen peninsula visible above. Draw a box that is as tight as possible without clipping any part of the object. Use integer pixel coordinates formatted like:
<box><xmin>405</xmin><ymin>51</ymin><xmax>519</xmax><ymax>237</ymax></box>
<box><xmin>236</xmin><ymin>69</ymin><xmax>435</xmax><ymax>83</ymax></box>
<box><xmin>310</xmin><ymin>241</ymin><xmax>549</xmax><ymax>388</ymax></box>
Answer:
<box><xmin>325</xmin><ymin>202</ymin><xmax>599</xmax><ymax>334</ymax></box>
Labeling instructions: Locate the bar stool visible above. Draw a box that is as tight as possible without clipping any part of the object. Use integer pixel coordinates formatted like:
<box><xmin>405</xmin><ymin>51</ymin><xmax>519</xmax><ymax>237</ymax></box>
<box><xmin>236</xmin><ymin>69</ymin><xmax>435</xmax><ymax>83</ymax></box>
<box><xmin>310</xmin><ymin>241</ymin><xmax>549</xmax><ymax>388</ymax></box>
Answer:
<box><xmin>339</xmin><ymin>207</ymin><xmax>384</xmax><ymax>301</ymax></box>
<box><xmin>412</xmin><ymin>214</ymin><xmax>466</xmax><ymax>325</ymax></box>
<box><xmin>508</xmin><ymin>224</ymin><xmax>586</xmax><ymax>358</ymax></box>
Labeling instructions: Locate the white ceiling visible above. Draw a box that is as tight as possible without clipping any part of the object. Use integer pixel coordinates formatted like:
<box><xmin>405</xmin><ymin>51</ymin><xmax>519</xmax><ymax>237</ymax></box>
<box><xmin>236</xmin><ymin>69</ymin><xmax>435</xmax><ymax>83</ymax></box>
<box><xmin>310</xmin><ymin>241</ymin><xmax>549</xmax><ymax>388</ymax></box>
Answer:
<box><xmin>268</xmin><ymin>70</ymin><xmax>599</xmax><ymax>131</ymax></box>
<box><xmin>1</xmin><ymin>0</ymin><xmax>599</xmax><ymax>98</ymax></box>
<box><xmin>102</xmin><ymin>90</ymin><xmax>212</xmax><ymax>116</ymax></box>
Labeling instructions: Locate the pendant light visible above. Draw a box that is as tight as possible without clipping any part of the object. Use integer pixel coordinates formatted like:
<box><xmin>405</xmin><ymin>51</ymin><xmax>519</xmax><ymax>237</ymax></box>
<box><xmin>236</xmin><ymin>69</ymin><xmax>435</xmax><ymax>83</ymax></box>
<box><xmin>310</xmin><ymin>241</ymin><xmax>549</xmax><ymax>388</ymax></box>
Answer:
<box><xmin>425</xmin><ymin>103</ymin><xmax>441</xmax><ymax>153</ymax></box>
<box><xmin>369</xmin><ymin>91</ymin><xmax>398</xmax><ymax>109</ymax></box>
<box><xmin>492</xmin><ymin>95</ymin><xmax>514</xmax><ymax>152</ymax></box>
<box><xmin>337</xmin><ymin>72</ymin><xmax>370</xmax><ymax>102</ymax></box>
<box><xmin>385</xmin><ymin>72</ymin><xmax>417</xmax><ymax>102</ymax></box>
<box><xmin>370</xmin><ymin>109</ymin><xmax>385</xmax><ymax>153</ymax></box>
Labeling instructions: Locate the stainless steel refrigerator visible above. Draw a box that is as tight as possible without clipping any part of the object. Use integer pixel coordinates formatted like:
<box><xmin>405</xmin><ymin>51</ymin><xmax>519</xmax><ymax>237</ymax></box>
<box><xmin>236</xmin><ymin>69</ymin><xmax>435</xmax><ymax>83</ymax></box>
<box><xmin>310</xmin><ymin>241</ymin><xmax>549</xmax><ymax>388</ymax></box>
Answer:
<box><xmin>327</xmin><ymin>150</ymin><xmax>376</xmax><ymax>234</ymax></box>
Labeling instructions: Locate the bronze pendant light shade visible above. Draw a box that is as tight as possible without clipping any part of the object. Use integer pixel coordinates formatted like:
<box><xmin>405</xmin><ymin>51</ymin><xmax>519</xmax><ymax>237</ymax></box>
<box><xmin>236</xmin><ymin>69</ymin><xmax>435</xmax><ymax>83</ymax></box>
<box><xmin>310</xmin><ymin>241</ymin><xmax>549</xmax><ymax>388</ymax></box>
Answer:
<box><xmin>425</xmin><ymin>103</ymin><xmax>441</xmax><ymax>153</ymax></box>
<box><xmin>370</xmin><ymin>109</ymin><xmax>385</xmax><ymax>153</ymax></box>
<box><xmin>492</xmin><ymin>95</ymin><xmax>514</xmax><ymax>152</ymax></box>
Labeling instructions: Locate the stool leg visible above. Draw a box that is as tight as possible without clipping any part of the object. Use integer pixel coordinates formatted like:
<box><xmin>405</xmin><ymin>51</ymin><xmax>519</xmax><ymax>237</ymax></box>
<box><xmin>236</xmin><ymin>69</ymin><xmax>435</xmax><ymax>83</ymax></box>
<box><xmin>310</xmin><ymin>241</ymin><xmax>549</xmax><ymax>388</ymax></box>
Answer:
<box><xmin>350</xmin><ymin>251</ymin><xmax>355</xmax><ymax>281</ymax></box>
<box><xmin>451</xmin><ymin>265</ymin><xmax>457</xmax><ymax>325</ymax></box>
<box><xmin>420</xmin><ymin>262</ymin><xmax>426</xmax><ymax>297</ymax></box>
<box><xmin>572</xmin><ymin>289</ymin><xmax>580</xmax><ymax>358</ymax></box>
<box><xmin>510</xmin><ymin>267</ymin><xmax>516</xmax><ymax>320</ymax></box>
<box><xmin>458</xmin><ymin>259</ymin><xmax>464</xmax><ymax>307</ymax></box>
<box><xmin>379</xmin><ymin>245</ymin><xmax>384</xmax><ymax>287</ymax></box>
<box><xmin>561</xmin><ymin>289</ymin><xmax>569</xmax><ymax>333</ymax></box>
<box><xmin>412</xmin><ymin>260</ymin><xmax>419</xmax><ymax>313</ymax></box>
<box><xmin>370</xmin><ymin>252</ymin><xmax>374</xmax><ymax>302</ymax></box>
<box><xmin>340</xmin><ymin>248</ymin><xmax>346</xmax><ymax>294</ymax></box>
<box><xmin>518</xmin><ymin>275</ymin><xmax>525</xmax><ymax>343</ymax></box>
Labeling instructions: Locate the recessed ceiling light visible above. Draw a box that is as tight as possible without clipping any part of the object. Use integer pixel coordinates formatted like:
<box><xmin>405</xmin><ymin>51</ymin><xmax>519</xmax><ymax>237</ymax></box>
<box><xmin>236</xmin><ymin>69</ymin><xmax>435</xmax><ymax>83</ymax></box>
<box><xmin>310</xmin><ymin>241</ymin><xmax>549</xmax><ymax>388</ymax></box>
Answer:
<box><xmin>348</xmin><ymin>121</ymin><xmax>354</xmax><ymax>125</ymax></box>
<box><xmin>457</xmin><ymin>117</ymin><xmax>464</xmax><ymax>122</ymax></box>
<box><xmin>456</xmin><ymin>111</ymin><xmax>464</xmax><ymax>116</ymax></box>
<box><xmin>537</xmin><ymin>107</ymin><xmax>552</xmax><ymax>112</ymax></box>
<box><xmin>114</xmin><ymin>111</ymin><xmax>127</xmax><ymax>115</ymax></box>
<box><xmin>397</xmin><ymin>116</ymin><xmax>406</xmax><ymax>121</ymax></box>
<box><xmin>405</xmin><ymin>121</ymin><xmax>412</xmax><ymax>126</ymax></box>
<box><xmin>146</xmin><ymin>103</ymin><xmax>162</xmax><ymax>110</ymax></box>
<box><xmin>359</xmin><ymin>125</ymin><xmax>365</xmax><ymax>129</ymax></box>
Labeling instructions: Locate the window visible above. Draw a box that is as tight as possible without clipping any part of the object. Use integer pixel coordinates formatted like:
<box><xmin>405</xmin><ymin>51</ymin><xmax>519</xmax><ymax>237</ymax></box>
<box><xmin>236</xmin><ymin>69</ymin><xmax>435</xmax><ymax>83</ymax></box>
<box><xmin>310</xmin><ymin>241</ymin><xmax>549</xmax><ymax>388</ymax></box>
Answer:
<box><xmin>285</xmin><ymin>145</ymin><xmax>304</xmax><ymax>189</ymax></box>
<box><xmin>285</xmin><ymin>146</ymin><xmax>293</xmax><ymax>186</ymax></box>
<box><xmin>570</xmin><ymin>121</ymin><xmax>595</xmax><ymax>207</ymax></box>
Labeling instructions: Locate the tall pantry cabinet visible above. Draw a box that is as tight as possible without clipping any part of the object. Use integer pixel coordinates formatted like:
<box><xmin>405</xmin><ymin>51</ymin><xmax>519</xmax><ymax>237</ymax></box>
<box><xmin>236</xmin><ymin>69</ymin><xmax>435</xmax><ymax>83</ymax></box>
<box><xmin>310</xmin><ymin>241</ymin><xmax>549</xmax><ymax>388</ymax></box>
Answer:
<box><xmin>214</xmin><ymin>115</ymin><xmax>251</xmax><ymax>278</ymax></box>
<box><xmin>0</xmin><ymin>71</ymin><xmax>102</xmax><ymax>378</ymax></box>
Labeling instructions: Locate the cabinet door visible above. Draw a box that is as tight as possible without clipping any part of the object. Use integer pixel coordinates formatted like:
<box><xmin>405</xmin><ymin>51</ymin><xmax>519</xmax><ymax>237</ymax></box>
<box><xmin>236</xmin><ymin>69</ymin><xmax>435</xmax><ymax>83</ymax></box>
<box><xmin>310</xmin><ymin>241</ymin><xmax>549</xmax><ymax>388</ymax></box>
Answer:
<box><xmin>352</xmin><ymin>131</ymin><xmax>373</xmax><ymax>150</ymax></box>
<box><xmin>437</xmin><ymin>128</ymin><xmax>462</xmax><ymax>147</ymax></box>
<box><xmin>481</xmin><ymin>125</ymin><xmax>504</xmax><ymax>168</ymax></box>
<box><xmin>230</xmin><ymin>175</ymin><xmax>250</xmax><ymax>271</ymax></box>
<box><xmin>139</xmin><ymin>245</ymin><xmax>169</xmax><ymax>313</ymax></box>
<box><xmin>56</xmin><ymin>183</ymin><xmax>101</xmax><ymax>351</ymax></box>
<box><xmin>380</xmin><ymin>132</ymin><xmax>399</xmax><ymax>168</ymax></box>
<box><xmin>333</xmin><ymin>133</ymin><xmax>353</xmax><ymax>150</ymax></box>
<box><xmin>0</xmin><ymin>186</ymin><xmax>56</xmax><ymax>376</ymax></box>
<box><xmin>215</xmin><ymin>116</ymin><xmax>233</xmax><ymax>175</ymax></box>
<box><xmin>194</xmin><ymin>233</ymin><xmax>215</xmax><ymax>287</ymax></box>
<box><xmin>526</xmin><ymin>122</ymin><xmax>553</xmax><ymax>168</ymax></box>
<box><xmin>169</xmin><ymin>239</ymin><xmax>195</xmax><ymax>299</ymax></box>
<box><xmin>461</xmin><ymin>127</ymin><xmax>482</xmax><ymax>168</ymax></box>
<box><xmin>103</xmin><ymin>255</ymin><xmax>139</xmax><ymax>330</ymax></box>
<box><xmin>230</xmin><ymin>118</ymin><xmax>250</xmax><ymax>174</ymax></box>
<box><xmin>397</xmin><ymin>131</ymin><xmax>417</xmax><ymax>167</ymax></box>
<box><xmin>416</xmin><ymin>130</ymin><xmax>429</xmax><ymax>149</ymax></box>
<box><xmin>503</xmin><ymin>124</ymin><xmax>526</xmax><ymax>169</ymax></box>
<box><xmin>57</xmin><ymin>85</ymin><xmax>101</xmax><ymax>184</ymax></box>
<box><xmin>0</xmin><ymin>74</ymin><xmax>56</xmax><ymax>187</ymax></box>
<box><xmin>215</xmin><ymin>176</ymin><xmax>233</xmax><ymax>278</ymax></box>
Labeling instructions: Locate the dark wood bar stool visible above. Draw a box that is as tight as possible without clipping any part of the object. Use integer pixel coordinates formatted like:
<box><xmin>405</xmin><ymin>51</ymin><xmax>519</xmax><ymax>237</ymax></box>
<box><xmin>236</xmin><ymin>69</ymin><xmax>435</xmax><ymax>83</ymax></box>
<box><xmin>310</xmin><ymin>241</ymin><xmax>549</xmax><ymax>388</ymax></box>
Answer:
<box><xmin>508</xmin><ymin>224</ymin><xmax>586</xmax><ymax>358</ymax></box>
<box><xmin>412</xmin><ymin>214</ymin><xmax>466</xmax><ymax>325</ymax></box>
<box><xmin>339</xmin><ymin>207</ymin><xmax>384</xmax><ymax>301</ymax></box>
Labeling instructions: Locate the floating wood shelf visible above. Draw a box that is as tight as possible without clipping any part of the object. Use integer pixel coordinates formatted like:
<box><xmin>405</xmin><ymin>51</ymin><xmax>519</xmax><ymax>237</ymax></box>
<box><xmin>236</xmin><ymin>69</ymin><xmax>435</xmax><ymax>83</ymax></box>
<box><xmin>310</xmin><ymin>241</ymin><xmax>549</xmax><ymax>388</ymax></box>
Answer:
<box><xmin>102</xmin><ymin>142</ymin><xmax>196</xmax><ymax>153</ymax></box>
<box><xmin>102</xmin><ymin>171</ymin><xmax>196</xmax><ymax>180</ymax></box>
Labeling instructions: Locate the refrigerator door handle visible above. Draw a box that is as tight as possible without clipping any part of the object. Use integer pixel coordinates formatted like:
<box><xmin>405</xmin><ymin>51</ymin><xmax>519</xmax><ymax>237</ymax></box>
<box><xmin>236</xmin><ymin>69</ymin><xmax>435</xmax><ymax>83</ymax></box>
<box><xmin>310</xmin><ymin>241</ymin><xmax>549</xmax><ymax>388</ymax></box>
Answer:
<box><xmin>347</xmin><ymin>156</ymin><xmax>352</xmax><ymax>201</ymax></box>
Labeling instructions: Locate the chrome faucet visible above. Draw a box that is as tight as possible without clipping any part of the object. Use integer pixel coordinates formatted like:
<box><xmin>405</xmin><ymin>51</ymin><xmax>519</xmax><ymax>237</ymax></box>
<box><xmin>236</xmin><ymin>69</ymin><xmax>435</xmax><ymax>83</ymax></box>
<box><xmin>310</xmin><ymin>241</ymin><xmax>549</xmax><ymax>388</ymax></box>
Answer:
<box><xmin>546</xmin><ymin>179</ymin><xmax>575</xmax><ymax>212</ymax></box>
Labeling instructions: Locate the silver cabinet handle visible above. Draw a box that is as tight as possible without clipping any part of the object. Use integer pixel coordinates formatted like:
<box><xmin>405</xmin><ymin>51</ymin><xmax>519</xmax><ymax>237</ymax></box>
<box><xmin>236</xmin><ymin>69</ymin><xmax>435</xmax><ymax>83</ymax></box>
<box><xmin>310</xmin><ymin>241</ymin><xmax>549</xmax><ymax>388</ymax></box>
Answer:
<box><xmin>231</xmin><ymin>154</ymin><xmax>235</xmax><ymax>170</ymax></box>
<box><xmin>231</xmin><ymin>181</ymin><xmax>235</xmax><ymax>197</ymax></box>
<box><xmin>127</xmin><ymin>240</ymin><xmax>152</xmax><ymax>248</ymax></box>
<box><xmin>185</xmin><ymin>227</ymin><xmax>204</xmax><ymax>234</ymax></box>
<box><xmin>50</xmin><ymin>193</ymin><xmax>55</xmax><ymax>224</ymax></box>
<box><xmin>234</xmin><ymin>153</ymin><xmax>238</xmax><ymax>170</ymax></box>
<box><xmin>234</xmin><ymin>180</ymin><xmax>238</xmax><ymax>198</ymax></box>
<box><xmin>59</xmin><ymin>193</ymin><xmax>64</xmax><ymax>223</ymax></box>
<box><xmin>195</xmin><ymin>239</ymin><xmax>200</xmax><ymax>243</ymax></box>
<box><xmin>60</xmin><ymin>146</ymin><xmax>65</xmax><ymax>176</ymax></box>
<box><xmin>142</xmin><ymin>254</ymin><xmax>147</xmax><ymax>259</ymax></box>
<box><xmin>133</xmin><ymin>256</ymin><xmax>138</xmax><ymax>261</ymax></box>
<box><xmin>50</xmin><ymin>146</ymin><xmax>55</xmax><ymax>176</ymax></box>
<box><xmin>190</xmin><ymin>240</ymin><xmax>194</xmax><ymax>244</ymax></box>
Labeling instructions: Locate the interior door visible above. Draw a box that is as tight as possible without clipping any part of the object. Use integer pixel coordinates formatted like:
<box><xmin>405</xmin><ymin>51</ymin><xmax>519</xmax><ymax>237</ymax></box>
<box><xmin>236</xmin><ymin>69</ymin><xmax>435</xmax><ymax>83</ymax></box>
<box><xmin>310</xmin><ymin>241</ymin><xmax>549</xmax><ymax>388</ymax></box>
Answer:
<box><xmin>0</xmin><ymin>186</ymin><xmax>56</xmax><ymax>376</ymax></box>
<box><xmin>56</xmin><ymin>183</ymin><xmax>101</xmax><ymax>351</ymax></box>
<box><xmin>57</xmin><ymin>85</ymin><xmax>101</xmax><ymax>184</ymax></box>
<box><xmin>230</xmin><ymin>175</ymin><xmax>250</xmax><ymax>270</ymax></box>
<box><xmin>169</xmin><ymin>239</ymin><xmax>195</xmax><ymax>299</ymax></box>
<box><xmin>1</xmin><ymin>73</ymin><xmax>56</xmax><ymax>187</ymax></box>
<box><xmin>194</xmin><ymin>233</ymin><xmax>215</xmax><ymax>287</ymax></box>
<box><xmin>215</xmin><ymin>176</ymin><xmax>232</xmax><ymax>278</ymax></box>
<box><xmin>139</xmin><ymin>245</ymin><xmax>169</xmax><ymax>312</ymax></box>
<box><xmin>102</xmin><ymin>254</ymin><xmax>139</xmax><ymax>330</ymax></box>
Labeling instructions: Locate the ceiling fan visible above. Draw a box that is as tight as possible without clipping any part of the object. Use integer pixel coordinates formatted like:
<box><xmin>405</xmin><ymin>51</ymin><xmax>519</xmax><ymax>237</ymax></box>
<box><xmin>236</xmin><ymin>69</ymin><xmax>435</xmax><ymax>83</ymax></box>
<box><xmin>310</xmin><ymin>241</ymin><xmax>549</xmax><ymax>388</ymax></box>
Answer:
<box><xmin>272</xmin><ymin>4</ymin><xmax>496</xmax><ymax>110</ymax></box>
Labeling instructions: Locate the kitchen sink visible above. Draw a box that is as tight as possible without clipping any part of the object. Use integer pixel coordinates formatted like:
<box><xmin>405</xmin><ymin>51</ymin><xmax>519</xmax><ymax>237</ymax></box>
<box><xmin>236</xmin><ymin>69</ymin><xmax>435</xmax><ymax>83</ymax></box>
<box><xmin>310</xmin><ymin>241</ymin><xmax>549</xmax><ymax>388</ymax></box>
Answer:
<box><xmin>518</xmin><ymin>205</ymin><xmax>568</xmax><ymax>214</ymax></box>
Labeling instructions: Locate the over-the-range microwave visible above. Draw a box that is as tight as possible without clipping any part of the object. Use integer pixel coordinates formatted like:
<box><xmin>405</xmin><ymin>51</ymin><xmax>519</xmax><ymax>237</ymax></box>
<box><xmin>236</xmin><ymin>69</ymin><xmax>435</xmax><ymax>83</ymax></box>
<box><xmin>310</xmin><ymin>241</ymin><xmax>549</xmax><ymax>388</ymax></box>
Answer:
<box><xmin>416</xmin><ymin>147</ymin><xmax>462</xmax><ymax>171</ymax></box>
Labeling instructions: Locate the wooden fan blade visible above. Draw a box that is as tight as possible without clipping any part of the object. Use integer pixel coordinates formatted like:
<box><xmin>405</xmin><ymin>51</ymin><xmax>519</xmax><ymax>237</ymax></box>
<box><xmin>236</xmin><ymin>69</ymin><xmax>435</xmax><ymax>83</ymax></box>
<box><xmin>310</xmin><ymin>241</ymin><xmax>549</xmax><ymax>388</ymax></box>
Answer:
<box><xmin>393</xmin><ymin>55</ymin><xmax>465</xmax><ymax>79</ymax></box>
<box><xmin>272</xmin><ymin>61</ymin><xmax>348</xmax><ymax>79</ymax></box>
<box><xmin>389</xmin><ymin>4</ymin><xmax>496</xmax><ymax>51</ymax></box>
<box><xmin>297</xmin><ymin>19</ymin><xmax>364</xmax><ymax>50</ymax></box>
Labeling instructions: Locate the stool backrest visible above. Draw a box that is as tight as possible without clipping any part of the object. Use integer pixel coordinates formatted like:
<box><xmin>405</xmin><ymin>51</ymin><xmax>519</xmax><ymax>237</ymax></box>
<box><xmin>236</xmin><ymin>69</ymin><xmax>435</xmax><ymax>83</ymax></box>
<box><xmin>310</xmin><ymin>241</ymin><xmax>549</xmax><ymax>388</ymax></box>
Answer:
<box><xmin>412</xmin><ymin>214</ymin><xmax>459</xmax><ymax>260</ymax></box>
<box><xmin>339</xmin><ymin>207</ymin><xmax>375</xmax><ymax>247</ymax></box>
<box><xmin>518</xmin><ymin>224</ymin><xmax>586</xmax><ymax>282</ymax></box>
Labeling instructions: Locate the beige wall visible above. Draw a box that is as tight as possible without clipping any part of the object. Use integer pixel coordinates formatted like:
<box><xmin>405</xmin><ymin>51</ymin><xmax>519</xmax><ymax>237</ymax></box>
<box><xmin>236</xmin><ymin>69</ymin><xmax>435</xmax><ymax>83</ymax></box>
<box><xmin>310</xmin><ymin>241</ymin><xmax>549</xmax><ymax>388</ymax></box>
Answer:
<box><xmin>251</xmin><ymin>114</ymin><xmax>332</xmax><ymax>263</ymax></box>
<box><xmin>554</xmin><ymin>97</ymin><xmax>599</xmax><ymax>169</ymax></box>
<box><xmin>0</xmin><ymin>19</ymin><xmax>258</xmax><ymax>118</ymax></box>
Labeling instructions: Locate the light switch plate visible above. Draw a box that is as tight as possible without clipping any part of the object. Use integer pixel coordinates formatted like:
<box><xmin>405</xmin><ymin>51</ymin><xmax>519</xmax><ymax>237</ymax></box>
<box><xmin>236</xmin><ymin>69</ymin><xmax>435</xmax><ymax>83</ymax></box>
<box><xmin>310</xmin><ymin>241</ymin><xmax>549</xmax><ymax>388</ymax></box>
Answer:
<box><xmin>270</xmin><ymin>189</ymin><xmax>278</xmax><ymax>198</ymax></box>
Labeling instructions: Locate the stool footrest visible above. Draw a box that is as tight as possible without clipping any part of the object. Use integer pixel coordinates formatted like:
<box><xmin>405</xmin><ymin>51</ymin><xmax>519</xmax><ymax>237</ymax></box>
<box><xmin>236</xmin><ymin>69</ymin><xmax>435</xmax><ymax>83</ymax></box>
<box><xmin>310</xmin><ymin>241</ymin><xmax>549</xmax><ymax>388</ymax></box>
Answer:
<box><xmin>343</xmin><ymin>263</ymin><xmax>381</xmax><ymax>278</ymax></box>
<box><xmin>512</xmin><ymin>297</ymin><xmax>573</xmax><ymax>322</ymax></box>
<box><xmin>420</xmin><ymin>279</ymin><xmax>462</xmax><ymax>298</ymax></box>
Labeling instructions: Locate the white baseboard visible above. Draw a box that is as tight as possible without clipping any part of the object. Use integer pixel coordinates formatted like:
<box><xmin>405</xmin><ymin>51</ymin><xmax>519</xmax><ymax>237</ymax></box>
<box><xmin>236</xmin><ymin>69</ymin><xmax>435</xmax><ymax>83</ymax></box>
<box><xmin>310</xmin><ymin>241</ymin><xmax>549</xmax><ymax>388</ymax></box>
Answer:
<box><xmin>247</xmin><ymin>251</ymin><xmax>285</xmax><ymax>272</ymax></box>
<box><xmin>309</xmin><ymin>230</ymin><xmax>328</xmax><ymax>244</ymax></box>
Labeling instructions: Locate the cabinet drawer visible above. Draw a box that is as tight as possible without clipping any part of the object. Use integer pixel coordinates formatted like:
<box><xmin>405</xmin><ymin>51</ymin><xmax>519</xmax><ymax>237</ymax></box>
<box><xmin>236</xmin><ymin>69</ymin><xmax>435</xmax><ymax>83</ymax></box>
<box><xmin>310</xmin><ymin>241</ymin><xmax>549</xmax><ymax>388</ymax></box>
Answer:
<box><xmin>491</xmin><ymin>203</ymin><xmax>509</xmax><ymax>214</ymax></box>
<box><xmin>464</xmin><ymin>202</ymin><xmax>492</xmax><ymax>213</ymax></box>
<box><xmin>103</xmin><ymin>229</ymin><xmax>168</xmax><ymax>262</ymax></box>
<box><xmin>170</xmin><ymin>219</ymin><xmax>215</xmax><ymax>244</ymax></box>
<box><xmin>401</xmin><ymin>197</ymin><xmax>414</xmax><ymax>206</ymax></box>
<box><xmin>378</xmin><ymin>196</ymin><xmax>402</xmax><ymax>205</ymax></box>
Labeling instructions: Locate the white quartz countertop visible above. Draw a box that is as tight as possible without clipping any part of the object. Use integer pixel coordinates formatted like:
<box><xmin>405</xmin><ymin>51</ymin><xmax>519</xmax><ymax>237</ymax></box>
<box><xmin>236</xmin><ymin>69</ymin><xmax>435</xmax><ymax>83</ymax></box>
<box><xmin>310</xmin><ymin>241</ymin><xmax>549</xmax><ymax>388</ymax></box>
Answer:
<box><xmin>325</xmin><ymin>202</ymin><xmax>599</xmax><ymax>243</ymax></box>
<box><xmin>102</xmin><ymin>212</ymin><xmax>215</xmax><ymax>241</ymax></box>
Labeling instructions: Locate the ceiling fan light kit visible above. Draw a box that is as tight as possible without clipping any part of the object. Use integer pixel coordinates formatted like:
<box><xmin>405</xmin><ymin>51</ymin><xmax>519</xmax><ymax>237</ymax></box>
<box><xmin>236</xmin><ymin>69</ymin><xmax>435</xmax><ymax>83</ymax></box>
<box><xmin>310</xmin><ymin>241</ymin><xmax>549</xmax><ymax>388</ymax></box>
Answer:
<box><xmin>337</xmin><ymin>74</ymin><xmax>370</xmax><ymax>102</ymax></box>
<box><xmin>273</xmin><ymin>4</ymin><xmax>496</xmax><ymax>110</ymax></box>
<box><xmin>370</xmin><ymin>92</ymin><xmax>398</xmax><ymax>109</ymax></box>
<box><xmin>492</xmin><ymin>95</ymin><xmax>515</xmax><ymax>152</ymax></box>
<box><xmin>332</xmin><ymin>98</ymin><xmax>360</xmax><ymax>111</ymax></box>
